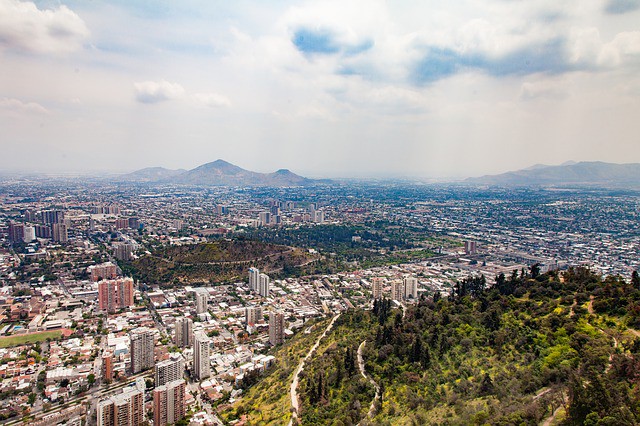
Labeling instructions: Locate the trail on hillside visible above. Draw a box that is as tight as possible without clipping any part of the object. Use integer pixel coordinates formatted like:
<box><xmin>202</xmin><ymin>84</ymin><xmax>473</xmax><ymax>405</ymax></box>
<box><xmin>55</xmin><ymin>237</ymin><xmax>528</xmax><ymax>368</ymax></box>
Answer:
<box><xmin>357</xmin><ymin>340</ymin><xmax>381</xmax><ymax>425</ymax></box>
<box><xmin>288</xmin><ymin>313</ymin><xmax>341</xmax><ymax>426</ymax></box>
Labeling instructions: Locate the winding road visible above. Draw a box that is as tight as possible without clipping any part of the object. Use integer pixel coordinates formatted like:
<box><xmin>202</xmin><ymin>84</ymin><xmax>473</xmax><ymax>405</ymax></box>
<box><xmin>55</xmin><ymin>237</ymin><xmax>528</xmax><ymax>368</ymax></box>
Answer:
<box><xmin>357</xmin><ymin>340</ymin><xmax>381</xmax><ymax>425</ymax></box>
<box><xmin>288</xmin><ymin>313</ymin><xmax>341</xmax><ymax>426</ymax></box>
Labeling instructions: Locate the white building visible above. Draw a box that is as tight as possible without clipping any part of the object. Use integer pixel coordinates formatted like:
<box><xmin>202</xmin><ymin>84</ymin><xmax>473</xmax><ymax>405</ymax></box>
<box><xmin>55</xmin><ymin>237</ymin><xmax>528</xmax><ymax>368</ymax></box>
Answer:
<box><xmin>404</xmin><ymin>276</ymin><xmax>418</xmax><ymax>299</ymax></box>
<box><xmin>258</xmin><ymin>273</ymin><xmax>270</xmax><ymax>298</ymax></box>
<box><xmin>193</xmin><ymin>331</ymin><xmax>211</xmax><ymax>381</ymax></box>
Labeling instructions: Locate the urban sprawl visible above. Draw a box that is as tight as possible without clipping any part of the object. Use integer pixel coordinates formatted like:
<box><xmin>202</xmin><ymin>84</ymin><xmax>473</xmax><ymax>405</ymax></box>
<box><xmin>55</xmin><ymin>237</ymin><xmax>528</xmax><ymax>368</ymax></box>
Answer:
<box><xmin>0</xmin><ymin>180</ymin><xmax>638</xmax><ymax>426</ymax></box>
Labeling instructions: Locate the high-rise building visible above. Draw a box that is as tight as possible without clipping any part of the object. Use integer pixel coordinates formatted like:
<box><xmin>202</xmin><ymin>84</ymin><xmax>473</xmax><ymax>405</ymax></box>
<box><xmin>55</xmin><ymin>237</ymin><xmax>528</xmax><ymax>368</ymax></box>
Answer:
<box><xmin>7</xmin><ymin>221</ymin><xmax>24</xmax><ymax>243</ymax></box>
<box><xmin>193</xmin><ymin>331</ymin><xmax>211</xmax><ymax>381</ymax></box>
<box><xmin>245</xmin><ymin>306</ymin><xmax>263</xmax><ymax>326</ymax></box>
<box><xmin>90</xmin><ymin>262</ymin><xmax>118</xmax><ymax>282</ymax></box>
<box><xmin>34</xmin><ymin>224</ymin><xmax>51</xmax><ymax>239</ymax></box>
<box><xmin>23</xmin><ymin>226</ymin><xmax>35</xmax><ymax>242</ymax></box>
<box><xmin>217</xmin><ymin>205</ymin><xmax>229</xmax><ymax>215</ymax></box>
<box><xmin>248</xmin><ymin>267</ymin><xmax>260</xmax><ymax>291</ymax></box>
<box><xmin>371</xmin><ymin>277</ymin><xmax>383</xmax><ymax>300</ymax></box>
<box><xmin>269</xmin><ymin>311</ymin><xmax>284</xmax><ymax>346</ymax></box>
<box><xmin>391</xmin><ymin>280</ymin><xmax>404</xmax><ymax>302</ymax></box>
<box><xmin>102</xmin><ymin>352</ymin><xmax>114</xmax><ymax>382</ymax></box>
<box><xmin>42</xmin><ymin>210</ymin><xmax>64</xmax><ymax>225</ymax></box>
<box><xmin>130</xmin><ymin>327</ymin><xmax>154</xmax><ymax>374</ymax></box>
<box><xmin>259</xmin><ymin>211</ymin><xmax>271</xmax><ymax>226</ymax></box>
<box><xmin>24</xmin><ymin>209</ymin><xmax>37</xmax><ymax>222</ymax></box>
<box><xmin>313</xmin><ymin>210</ymin><xmax>325</xmax><ymax>223</ymax></box>
<box><xmin>114</xmin><ymin>243</ymin><xmax>134</xmax><ymax>261</ymax></box>
<box><xmin>115</xmin><ymin>218</ymin><xmax>129</xmax><ymax>229</ymax></box>
<box><xmin>153</xmin><ymin>379</ymin><xmax>186</xmax><ymax>426</ymax></box>
<box><xmin>404</xmin><ymin>276</ymin><xmax>418</xmax><ymax>299</ymax></box>
<box><xmin>51</xmin><ymin>222</ymin><xmax>68</xmax><ymax>243</ymax></box>
<box><xmin>128</xmin><ymin>217</ymin><xmax>140</xmax><ymax>230</ymax></box>
<box><xmin>97</xmin><ymin>386</ymin><xmax>144</xmax><ymax>426</ymax></box>
<box><xmin>258</xmin><ymin>273</ymin><xmax>270</xmax><ymax>298</ymax></box>
<box><xmin>195</xmin><ymin>292</ymin><xmax>208</xmax><ymax>314</ymax></box>
<box><xmin>174</xmin><ymin>317</ymin><xmax>193</xmax><ymax>348</ymax></box>
<box><xmin>98</xmin><ymin>278</ymin><xmax>135</xmax><ymax>313</ymax></box>
<box><xmin>464</xmin><ymin>240</ymin><xmax>478</xmax><ymax>255</ymax></box>
<box><xmin>155</xmin><ymin>355</ymin><xmax>183</xmax><ymax>387</ymax></box>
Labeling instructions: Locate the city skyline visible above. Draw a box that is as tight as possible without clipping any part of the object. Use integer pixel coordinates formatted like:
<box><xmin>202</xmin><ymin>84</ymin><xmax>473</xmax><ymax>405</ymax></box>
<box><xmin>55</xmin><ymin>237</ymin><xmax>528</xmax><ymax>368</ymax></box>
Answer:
<box><xmin>1</xmin><ymin>0</ymin><xmax>639</xmax><ymax>178</ymax></box>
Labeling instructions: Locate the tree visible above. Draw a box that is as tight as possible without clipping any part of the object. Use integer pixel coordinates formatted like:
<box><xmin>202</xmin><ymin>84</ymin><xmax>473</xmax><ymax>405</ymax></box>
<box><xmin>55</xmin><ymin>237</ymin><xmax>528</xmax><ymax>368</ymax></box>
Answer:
<box><xmin>87</xmin><ymin>374</ymin><xmax>95</xmax><ymax>386</ymax></box>
<box><xmin>479</xmin><ymin>373</ymin><xmax>494</xmax><ymax>396</ymax></box>
<box><xmin>632</xmin><ymin>271</ymin><xmax>640</xmax><ymax>289</ymax></box>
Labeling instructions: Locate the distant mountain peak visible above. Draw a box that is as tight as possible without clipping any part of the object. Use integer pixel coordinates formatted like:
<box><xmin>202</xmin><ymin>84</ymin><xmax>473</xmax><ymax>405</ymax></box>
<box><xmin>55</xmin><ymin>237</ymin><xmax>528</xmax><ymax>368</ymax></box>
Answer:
<box><xmin>120</xmin><ymin>159</ymin><xmax>319</xmax><ymax>187</ymax></box>
<box><xmin>467</xmin><ymin>161</ymin><xmax>640</xmax><ymax>187</ymax></box>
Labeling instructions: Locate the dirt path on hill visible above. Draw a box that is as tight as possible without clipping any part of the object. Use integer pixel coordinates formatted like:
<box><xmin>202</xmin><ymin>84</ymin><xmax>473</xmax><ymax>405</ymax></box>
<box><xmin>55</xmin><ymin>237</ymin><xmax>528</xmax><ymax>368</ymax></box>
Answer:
<box><xmin>288</xmin><ymin>313</ymin><xmax>341</xmax><ymax>426</ymax></box>
<box><xmin>357</xmin><ymin>340</ymin><xmax>381</xmax><ymax>424</ymax></box>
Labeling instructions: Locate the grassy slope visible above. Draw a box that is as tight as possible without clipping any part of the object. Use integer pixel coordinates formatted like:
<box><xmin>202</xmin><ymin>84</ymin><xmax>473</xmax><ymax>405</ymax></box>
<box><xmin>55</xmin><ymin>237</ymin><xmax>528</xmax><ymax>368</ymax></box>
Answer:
<box><xmin>219</xmin><ymin>317</ymin><xmax>331</xmax><ymax>425</ymax></box>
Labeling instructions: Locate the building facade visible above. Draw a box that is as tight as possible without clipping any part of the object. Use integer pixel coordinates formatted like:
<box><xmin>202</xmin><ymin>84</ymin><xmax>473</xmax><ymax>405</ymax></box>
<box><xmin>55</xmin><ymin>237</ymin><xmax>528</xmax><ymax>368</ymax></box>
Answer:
<box><xmin>153</xmin><ymin>379</ymin><xmax>186</xmax><ymax>426</ymax></box>
<box><xmin>174</xmin><ymin>317</ymin><xmax>193</xmax><ymax>348</ymax></box>
<box><xmin>155</xmin><ymin>355</ymin><xmax>184</xmax><ymax>387</ymax></box>
<box><xmin>193</xmin><ymin>331</ymin><xmax>211</xmax><ymax>381</ymax></box>
<box><xmin>130</xmin><ymin>327</ymin><xmax>154</xmax><ymax>374</ymax></box>
<box><xmin>97</xmin><ymin>387</ymin><xmax>144</xmax><ymax>426</ymax></box>
<box><xmin>98</xmin><ymin>278</ymin><xmax>134</xmax><ymax>313</ymax></box>
<box><xmin>269</xmin><ymin>311</ymin><xmax>284</xmax><ymax>346</ymax></box>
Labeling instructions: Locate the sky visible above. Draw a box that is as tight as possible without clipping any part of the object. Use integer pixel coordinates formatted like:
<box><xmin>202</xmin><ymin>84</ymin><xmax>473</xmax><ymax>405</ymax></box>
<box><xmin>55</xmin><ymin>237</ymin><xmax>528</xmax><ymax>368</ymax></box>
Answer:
<box><xmin>1</xmin><ymin>0</ymin><xmax>639</xmax><ymax>179</ymax></box>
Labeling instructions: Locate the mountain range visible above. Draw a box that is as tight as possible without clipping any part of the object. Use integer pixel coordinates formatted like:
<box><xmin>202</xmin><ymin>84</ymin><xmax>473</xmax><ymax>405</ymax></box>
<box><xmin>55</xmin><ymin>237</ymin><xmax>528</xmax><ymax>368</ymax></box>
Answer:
<box><xmin>466</xmin><ymin>161</ymin><xmax>640</xmax><ymax>187</ymax></box>
<box><xmin>119</xmin><ymin>159</ymin><xmax>315</xmax><ymax>187</ymax></box>
<box><xmin>119</xmin><ymin>159</ymin><xmax>640</xmax><ymax>187</ymax></box>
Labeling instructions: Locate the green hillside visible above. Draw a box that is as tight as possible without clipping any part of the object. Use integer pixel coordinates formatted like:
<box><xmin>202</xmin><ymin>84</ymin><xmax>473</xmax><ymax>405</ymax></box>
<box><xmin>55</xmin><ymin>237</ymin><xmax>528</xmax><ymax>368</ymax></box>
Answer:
<box><xmin>223</xmin><ymin>267</ymin><xmax>640</xmax><ymax>426</ymax></box>
<box><xmin>120</xmin><ymin>239</ymin><xmax>319</xmax><ymax>286</ymax></box>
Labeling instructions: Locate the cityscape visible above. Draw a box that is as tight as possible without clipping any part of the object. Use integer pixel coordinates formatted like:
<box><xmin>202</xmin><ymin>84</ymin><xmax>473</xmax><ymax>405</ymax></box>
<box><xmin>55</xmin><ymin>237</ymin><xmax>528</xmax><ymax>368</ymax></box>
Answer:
<box><xmin>0</xmin><ymin>172</ymin><xmax>639</xmax><ymax>425</ymax></box>
<box><xmin>2</xmin><ymin>0</ymin><xmax>640</xmax><ymax>425</ymax></box>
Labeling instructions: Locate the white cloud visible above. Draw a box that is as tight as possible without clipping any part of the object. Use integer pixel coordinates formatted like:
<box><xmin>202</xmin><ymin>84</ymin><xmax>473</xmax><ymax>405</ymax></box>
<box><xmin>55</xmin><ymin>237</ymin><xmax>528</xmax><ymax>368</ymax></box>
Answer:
<box><xmin>134</xmin><ymin>80</ymin><xmax>185</xmax><ymax>104</ymax></box>
<box><xmin>193</xmin><ymin>93</ymin><xmax>231</xmax><ymax>108</ymax></box>
<box><xmin>0</xmin><ymin>0</ymin><xmax>88</xmax><ymax>55</ymax></box>
<box><xmin>0</xmin><ymin>97</ymin><xmax>48</xmax><ymax>114</ymax></box>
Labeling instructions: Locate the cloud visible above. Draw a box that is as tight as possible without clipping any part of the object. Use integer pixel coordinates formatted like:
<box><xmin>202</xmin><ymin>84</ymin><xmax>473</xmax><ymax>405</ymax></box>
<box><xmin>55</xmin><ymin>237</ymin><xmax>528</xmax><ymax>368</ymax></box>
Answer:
<box><xmin>0</xmin><ymin>97</ymin><xmax>48</xmax><ymax>114</ymax></box>
<box><xmin>0</xmin><ymin>0</ymin><xmax>88</xmax><ymax>55</ymax></box>
<box><xmin>134</xmin><ymin>80</ymin><xmax>185</xmax><ymax>103</ymax></box>
<box><xmin>292</xmin><ymin>27</ymin><xmax>373</xmax><ymax>56</ymax></box>
<box><xmin>605</xmin><ymin>0</ymin><xmax>640</xmax><ymax>14</ymax></box>
<box><xmin>193</xmin><ymin>93</ymin><xmax>231</xmax><ymax>108</ymax></box>
<box><xmin>411</xmin><ymin>38</ymin><xmax>576</xmax><ymax>84</ymax></box>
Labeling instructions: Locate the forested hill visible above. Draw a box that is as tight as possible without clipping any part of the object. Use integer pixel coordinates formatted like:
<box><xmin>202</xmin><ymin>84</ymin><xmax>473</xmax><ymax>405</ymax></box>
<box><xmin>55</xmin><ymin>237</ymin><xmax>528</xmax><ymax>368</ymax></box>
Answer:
<box><xmin>223</xmin><ymin>267</ymin><xmax>640</xmax><ymax>425</ymax></box>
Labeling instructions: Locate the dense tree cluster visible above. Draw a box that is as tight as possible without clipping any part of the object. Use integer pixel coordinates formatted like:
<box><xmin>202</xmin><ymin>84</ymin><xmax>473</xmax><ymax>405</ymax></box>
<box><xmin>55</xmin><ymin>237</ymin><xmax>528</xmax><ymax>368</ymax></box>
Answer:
<box><xmin>295</xmin><ymin>267</ymin><xmax>640</xmax><ymax>425</ymax></box>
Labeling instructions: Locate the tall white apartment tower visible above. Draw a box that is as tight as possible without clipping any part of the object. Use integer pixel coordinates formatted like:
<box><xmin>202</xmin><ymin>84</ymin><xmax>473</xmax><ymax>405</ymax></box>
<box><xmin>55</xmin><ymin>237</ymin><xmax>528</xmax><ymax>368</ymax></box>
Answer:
<box><xmin>391</xmin><ymin>280</ymin><xmax>404</xmax><ymax>302</ymax></box>
<box><xmin>371</xmin><ymin>277</ymin><xmax>383</xmax><ymax>300</ymax></box>
<box><xmin>129</xmin><ymin>327</ymin><xmax>154</xmax><ymax>374</ymax></box>
<box><xmin>248</xmin><ymin>267</ymin><xmax>260</xmax><ymax>291</ymax></box>
<box><xmin>269</xmin><ymin>311</ymin><xmax>284</xmax><ymax>346</ymax></box>
<box><xmin>193</xmin><ymin>331</ymin><xmax>211</xmax><ymax>381</ymax></box>
<box><xmin>258</xmin><ymin>273</ymin><xmax>270</xmax><ymax>298</ymax></box>
<box><xmin>155</xmin><ymin>354</ymin><xmax>184</xmax><ymax>387</ymax></box>
<box><xmin>195</xmin><ymin>292</ymin><xmax>208</xmax><ymax>314</ymax></box>
<box><xmin>174</xmin><ymin>317</ymin><xmax>193</xmax><ymax>348</ymax></box>
<box><xmin>404</xmin><ymin>276</ymin><xmax>418</xmax><ymax>299</ymax></box>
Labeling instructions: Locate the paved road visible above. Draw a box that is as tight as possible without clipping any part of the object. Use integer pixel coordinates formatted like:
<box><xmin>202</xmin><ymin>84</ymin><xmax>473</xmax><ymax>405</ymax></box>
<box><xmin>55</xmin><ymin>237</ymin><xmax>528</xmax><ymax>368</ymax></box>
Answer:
<box><xmin>288</xmin><ymin>314</ymin><xmax>341</xmax><ymax>426</ymax></box>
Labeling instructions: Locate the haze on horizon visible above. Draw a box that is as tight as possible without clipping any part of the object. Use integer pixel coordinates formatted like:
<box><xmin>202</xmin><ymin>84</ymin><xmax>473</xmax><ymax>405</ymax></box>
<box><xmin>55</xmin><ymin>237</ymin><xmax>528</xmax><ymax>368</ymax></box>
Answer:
<box><xmin>1</xmin><ymin>0</ymin><xmax>639</xmax><ymax>179</ymax></box>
